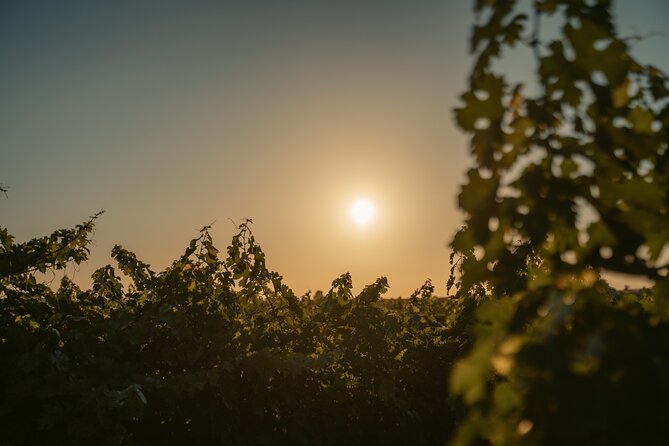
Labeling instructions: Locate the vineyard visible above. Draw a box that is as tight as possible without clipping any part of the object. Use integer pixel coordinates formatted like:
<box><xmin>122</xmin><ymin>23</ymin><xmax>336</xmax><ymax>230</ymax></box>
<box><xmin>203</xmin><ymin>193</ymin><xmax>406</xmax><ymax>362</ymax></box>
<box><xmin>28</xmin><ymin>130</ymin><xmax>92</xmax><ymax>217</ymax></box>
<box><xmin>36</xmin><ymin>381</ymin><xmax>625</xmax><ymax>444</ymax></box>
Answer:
<box><xmin>2</xmin><ymin>1</ymin><xmax>669</xmax><ymax>445</ymax></box>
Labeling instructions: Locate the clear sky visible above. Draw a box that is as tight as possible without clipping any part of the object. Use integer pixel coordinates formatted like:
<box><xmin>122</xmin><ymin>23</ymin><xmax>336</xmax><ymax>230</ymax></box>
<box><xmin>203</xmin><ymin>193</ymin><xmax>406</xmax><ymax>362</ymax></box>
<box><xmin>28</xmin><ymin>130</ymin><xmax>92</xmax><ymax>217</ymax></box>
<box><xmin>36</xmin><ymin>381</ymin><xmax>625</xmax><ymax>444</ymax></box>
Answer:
<box><xmin>2</xmin><ymin>1</ymin><xmax>668</xmax><ymax>296</ymax></box>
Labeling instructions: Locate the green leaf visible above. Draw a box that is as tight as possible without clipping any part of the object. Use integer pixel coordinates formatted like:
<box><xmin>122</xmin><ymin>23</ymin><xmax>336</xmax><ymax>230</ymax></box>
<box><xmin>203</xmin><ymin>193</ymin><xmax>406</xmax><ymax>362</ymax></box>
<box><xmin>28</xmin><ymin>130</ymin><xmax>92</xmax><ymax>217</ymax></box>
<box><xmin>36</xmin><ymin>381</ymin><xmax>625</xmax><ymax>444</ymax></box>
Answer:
<box><xmin>493</xmin><ymin>382</ymin><xmax>521</xmax><ymax>414</ymax></box>
<box><xmin>455</xmin><ymin>74</ymin><xmax>505</xmax><ymax>132</ymax></box>
<box><xmin>611</xmin><ymin>78</ymin><xmax>630</xmax><ymax>108</ymax></box>
<box><xmin>459</xmin><ymin>168</ymin><xmax>499</xmax><ymax>214</ymax></box>
<box><xmin>628</xmin><ymin>106</ymin><xmax>654</xmax><ymax>134</ymax></box>
<box><xmin>451</xmin><ymin>352</ymin><xmax>488</xmax><ymax>405</ymax></box>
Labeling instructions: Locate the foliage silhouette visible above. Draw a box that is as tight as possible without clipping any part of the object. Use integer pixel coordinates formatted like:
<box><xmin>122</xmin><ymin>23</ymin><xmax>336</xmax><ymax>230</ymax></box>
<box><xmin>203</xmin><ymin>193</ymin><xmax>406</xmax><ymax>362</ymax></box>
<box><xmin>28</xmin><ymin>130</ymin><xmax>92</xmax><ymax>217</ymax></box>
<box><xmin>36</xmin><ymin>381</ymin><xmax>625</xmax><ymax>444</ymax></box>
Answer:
<box><xmin>1</xmin><ymin>218</ymin><xmax>474</xmax><ymax>445</ymax></box>
<box><xmin>450</xmin><ymin>0</ymin><xmax>669</xmax><ymax>445</ymax></box>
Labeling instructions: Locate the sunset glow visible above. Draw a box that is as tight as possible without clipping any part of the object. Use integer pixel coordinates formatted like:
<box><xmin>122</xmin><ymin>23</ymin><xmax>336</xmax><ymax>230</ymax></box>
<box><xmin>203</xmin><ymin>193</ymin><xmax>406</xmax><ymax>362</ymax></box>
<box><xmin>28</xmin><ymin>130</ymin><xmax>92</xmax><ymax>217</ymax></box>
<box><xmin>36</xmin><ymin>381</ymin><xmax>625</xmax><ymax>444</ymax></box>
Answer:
<box><xmin>350</xmin><ymin>198</ymin><xmax>375</xmax><ymax>227</ymax></box>
<box><xmin>1</xmin><ymin>0</ymin><xmax>665</xmax><ymax>296</ymax></box>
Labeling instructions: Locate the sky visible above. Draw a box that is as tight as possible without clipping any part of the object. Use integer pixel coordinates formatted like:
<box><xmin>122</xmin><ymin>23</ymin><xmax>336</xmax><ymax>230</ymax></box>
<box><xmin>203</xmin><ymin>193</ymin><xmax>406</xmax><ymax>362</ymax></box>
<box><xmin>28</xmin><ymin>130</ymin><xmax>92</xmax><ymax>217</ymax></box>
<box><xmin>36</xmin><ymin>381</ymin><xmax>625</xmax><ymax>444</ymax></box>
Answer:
<box><xmin>2</xmin><ymin>0</ymin><xmax>668</xmax><ymax>297</ymax></box>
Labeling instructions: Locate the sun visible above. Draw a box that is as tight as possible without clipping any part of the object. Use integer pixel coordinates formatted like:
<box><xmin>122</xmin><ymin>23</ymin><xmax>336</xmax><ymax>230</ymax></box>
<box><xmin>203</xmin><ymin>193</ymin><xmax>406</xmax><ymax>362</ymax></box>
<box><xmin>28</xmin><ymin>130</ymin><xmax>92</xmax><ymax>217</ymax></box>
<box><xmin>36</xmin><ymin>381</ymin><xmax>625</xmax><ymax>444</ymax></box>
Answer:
<box><xmin>350</xmin><ymin>198</ymin><xmax>375</xmax><ymax>227</ymax></box>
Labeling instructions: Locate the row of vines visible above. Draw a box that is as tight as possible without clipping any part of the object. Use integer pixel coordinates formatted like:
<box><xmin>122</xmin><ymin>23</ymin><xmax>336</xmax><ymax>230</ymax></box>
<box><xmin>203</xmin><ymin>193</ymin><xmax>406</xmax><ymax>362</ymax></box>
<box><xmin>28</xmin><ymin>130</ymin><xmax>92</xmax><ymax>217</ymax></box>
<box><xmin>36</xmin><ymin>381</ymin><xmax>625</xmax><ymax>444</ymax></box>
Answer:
<box><xmin>1</xmin><ymin>217</ymin><xmax>479</xmax><ymax>445</ymax></box>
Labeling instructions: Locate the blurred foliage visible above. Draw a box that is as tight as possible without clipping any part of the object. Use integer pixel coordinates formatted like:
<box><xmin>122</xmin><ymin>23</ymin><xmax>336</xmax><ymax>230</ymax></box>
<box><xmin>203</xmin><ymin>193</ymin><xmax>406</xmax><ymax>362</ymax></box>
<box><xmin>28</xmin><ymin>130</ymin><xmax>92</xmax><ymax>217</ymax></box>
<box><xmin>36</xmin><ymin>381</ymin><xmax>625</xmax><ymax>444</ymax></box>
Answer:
<box><xmin>451</xmin><ymin>0</ymin><xmax>669</xmax><ymax>444</ymax></box>
<box><xmin>1</xmin><ymin>218</ymin><xmax>478</xmax><ymax>445</ymax></box>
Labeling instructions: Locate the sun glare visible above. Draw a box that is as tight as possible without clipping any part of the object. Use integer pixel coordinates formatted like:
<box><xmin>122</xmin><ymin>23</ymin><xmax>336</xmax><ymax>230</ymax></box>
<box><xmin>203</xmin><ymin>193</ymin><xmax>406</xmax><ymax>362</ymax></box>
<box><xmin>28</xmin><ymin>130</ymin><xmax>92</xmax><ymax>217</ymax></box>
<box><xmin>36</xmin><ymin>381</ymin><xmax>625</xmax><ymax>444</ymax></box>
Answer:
<box><xmin>350</xmin><ymin>198</ymin><xmax>375</xmax><ymax>227</ymax></box>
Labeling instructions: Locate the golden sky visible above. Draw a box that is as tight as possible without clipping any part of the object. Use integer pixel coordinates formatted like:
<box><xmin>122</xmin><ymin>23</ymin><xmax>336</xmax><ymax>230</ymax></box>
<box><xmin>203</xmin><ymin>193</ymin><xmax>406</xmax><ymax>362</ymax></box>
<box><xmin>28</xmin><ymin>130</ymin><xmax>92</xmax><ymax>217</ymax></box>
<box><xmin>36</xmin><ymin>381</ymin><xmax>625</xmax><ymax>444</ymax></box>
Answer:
<box><xmin>2</xmin><ymin>1</ymin><xmax>668</xmax><ymax>296</ymax></box>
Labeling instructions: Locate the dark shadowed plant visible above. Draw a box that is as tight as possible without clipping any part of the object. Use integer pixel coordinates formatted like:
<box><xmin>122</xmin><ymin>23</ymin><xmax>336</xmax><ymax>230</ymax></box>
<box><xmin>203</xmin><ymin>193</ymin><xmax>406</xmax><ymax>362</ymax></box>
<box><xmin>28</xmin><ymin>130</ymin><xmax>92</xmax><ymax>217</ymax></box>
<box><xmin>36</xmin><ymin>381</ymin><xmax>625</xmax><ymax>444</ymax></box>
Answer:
<box><xmin>450</xmin><ymin>0</ymin><xmax>669</xmax><ymax>445</ymax></box>
<box><xmin>1</xmin><ymin>213</ymin><xmax>473</xmax><ymax>445</ymax></box>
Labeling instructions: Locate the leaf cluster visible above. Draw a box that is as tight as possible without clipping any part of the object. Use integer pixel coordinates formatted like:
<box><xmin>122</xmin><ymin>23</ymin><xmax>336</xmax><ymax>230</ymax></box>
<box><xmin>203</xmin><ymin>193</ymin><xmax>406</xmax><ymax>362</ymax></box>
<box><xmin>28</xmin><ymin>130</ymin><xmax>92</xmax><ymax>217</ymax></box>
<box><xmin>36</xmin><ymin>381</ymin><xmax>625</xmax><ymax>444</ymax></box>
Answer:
<box><xmin>450</xmin><ymin>1</ymin><xmax>669</xmax><ymax>444</ymax></box>
<box><xmin>1</xmin><ymin>219</ymin><xmax>476</xmax><ymax>445</ymax></box>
